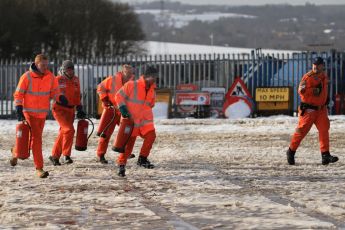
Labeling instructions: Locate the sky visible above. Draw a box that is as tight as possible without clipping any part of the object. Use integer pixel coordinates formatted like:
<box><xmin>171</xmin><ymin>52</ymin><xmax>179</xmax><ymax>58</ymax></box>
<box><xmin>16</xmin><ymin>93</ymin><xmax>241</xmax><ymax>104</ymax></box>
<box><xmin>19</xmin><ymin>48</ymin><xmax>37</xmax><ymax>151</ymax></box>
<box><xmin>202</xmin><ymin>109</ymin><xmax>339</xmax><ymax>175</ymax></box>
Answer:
<box><xmin>117</xmin><ymin>0</ymin><xmax>345</xmax><ymax>5</ymax></box>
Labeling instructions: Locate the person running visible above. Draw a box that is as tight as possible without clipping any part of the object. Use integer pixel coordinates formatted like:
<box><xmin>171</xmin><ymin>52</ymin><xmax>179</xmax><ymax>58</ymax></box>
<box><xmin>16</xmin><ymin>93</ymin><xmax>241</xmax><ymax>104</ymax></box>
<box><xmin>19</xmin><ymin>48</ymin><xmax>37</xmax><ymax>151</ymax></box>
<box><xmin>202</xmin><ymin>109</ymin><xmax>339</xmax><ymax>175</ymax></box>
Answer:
<box><xmin>95</xmin><ymin>64</ymin><xmax>134</xmax><ymax>164</ymax></box>
<box><xmin>12</xmin><ymin>54</ymin><xmax>58</xmax><ymax>178</ymax></box>
<box><xmin>49</xmin><ymin>60</ymin><xmax>85</xmax><ymax>166</ymax></box>
<box><xmin>115</xmin><ymin>65</ymin><xmax>158</xmax><ymax>177</ymax></box>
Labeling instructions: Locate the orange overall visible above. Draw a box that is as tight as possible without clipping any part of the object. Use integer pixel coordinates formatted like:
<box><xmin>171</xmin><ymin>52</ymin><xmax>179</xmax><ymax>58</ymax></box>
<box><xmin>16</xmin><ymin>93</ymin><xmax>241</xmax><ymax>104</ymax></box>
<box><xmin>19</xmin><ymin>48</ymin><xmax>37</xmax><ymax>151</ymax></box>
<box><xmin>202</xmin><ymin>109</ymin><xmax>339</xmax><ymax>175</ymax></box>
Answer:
<box><xmin>115</xmin><ymin>76</ymin><xmax>156</xmax><ymax>165</ymax></box>
<box><xmin>96</xmin><ymin>72</ymin><xmax>132</xmax><ymax>157</ymax></box>
<box><xmin>289</xmin><ymin>70</ymin><xmax>330</xmax><ymax>152</ymax></box>
<box><xmin>51</xmin><ymin>75</ymin><xmax>81</xmax><ymax>158</ymax></box>
<box><xmin>13</xmin><ymin>64</ymin><xmax>57</xmax><ymax>169</ymax></box>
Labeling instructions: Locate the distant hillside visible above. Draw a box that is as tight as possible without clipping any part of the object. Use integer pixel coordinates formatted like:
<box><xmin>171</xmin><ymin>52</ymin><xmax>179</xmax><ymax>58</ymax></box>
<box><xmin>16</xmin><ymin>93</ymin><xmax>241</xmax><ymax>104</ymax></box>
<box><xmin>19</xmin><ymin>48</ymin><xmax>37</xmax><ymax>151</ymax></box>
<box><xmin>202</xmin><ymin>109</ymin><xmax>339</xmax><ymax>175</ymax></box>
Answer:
<box><xmin>135</xmin><ymin>2</ymin><xmax>345</xmax><ymax>51</ymax></box>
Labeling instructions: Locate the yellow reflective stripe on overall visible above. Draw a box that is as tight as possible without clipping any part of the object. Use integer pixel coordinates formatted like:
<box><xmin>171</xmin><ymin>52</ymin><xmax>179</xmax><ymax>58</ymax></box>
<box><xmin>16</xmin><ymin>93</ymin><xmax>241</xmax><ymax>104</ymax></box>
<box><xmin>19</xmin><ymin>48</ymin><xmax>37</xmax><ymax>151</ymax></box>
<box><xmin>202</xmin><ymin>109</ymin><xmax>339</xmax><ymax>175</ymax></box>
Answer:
<box><xmin>26</xmin><ymin>72</ymin><xmax>51</xmax><ymax>96</ymax></box>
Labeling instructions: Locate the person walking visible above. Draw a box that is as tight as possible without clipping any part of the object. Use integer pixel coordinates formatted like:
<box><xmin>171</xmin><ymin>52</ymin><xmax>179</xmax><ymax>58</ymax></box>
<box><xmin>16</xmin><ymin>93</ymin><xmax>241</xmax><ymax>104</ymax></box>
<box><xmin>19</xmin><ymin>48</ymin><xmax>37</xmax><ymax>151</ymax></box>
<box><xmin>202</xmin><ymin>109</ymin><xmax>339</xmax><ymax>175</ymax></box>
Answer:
<box><xmin>286</xmin><ymin>57</ymin><xmax>339</xmax><ymax>165</ymax></box>
<box><xmin>12</xmin><ymin>54</ymin><xmax>58</xmax><ymax>178</ymax></box>
<box><xmin>95</xmin><ymin>64</ymin><xmax>134</xmax><ymax>164</ymax></box>
<box><xmin>49</xmin><ymin>60</ymin><xmax>85</xmax><ymax>166</ymax></box>
<box><xmin>115</xmin><ymin>65</ymin><xmax>158</xmax><ymax>177</ymax></box>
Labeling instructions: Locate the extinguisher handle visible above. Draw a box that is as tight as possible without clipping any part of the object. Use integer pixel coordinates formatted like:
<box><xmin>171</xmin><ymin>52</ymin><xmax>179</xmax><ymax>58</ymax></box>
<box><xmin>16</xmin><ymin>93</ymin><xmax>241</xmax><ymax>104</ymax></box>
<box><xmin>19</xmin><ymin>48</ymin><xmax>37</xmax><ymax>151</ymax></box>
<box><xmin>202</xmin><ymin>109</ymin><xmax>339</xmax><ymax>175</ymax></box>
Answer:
<box><xmin>17</xmin><ymin>114</ymin><xmax>26</xmax><ymax>122</ymax></box>
<box><xmin>22</xmin><ymin>119</ymin><xmax>29</xmax><ymax>126</ymax></box>
<box><xmin>123</xmin><ymin>117</ymin><xmax>134</xmax><ymax>122</ymax></box>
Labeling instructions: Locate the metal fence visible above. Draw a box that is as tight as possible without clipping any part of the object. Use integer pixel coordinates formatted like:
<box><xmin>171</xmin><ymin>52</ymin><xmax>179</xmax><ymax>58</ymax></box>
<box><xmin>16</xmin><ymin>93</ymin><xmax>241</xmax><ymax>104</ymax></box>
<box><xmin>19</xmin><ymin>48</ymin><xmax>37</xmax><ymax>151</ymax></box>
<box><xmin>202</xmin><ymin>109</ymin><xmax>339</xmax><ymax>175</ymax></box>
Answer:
<box><xmin>1</xmin><ymin>50</ymin><xmax>345</xmax><ymax>118</ymax></box>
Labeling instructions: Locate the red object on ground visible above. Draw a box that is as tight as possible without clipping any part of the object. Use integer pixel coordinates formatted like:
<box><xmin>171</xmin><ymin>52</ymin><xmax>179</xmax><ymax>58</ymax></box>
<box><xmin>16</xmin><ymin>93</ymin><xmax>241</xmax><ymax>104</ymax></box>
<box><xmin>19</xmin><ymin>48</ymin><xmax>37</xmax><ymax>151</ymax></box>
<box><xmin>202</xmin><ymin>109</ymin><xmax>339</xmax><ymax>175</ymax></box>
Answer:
<box><xmin>75</xmin><ymin>119</ymin><xmax>89</xmax><ymax>151</ymax></box>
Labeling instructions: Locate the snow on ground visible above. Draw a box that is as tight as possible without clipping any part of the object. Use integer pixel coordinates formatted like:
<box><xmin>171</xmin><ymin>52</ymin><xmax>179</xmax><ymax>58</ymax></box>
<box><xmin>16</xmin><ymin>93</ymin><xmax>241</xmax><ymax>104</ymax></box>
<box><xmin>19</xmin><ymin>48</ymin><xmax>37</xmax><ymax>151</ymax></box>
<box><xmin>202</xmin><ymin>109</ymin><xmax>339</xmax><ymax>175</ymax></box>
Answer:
<box><xmin>1</xmin><ymin>116</ymin><xmax>345</xmax><ymax>229</ymax></box>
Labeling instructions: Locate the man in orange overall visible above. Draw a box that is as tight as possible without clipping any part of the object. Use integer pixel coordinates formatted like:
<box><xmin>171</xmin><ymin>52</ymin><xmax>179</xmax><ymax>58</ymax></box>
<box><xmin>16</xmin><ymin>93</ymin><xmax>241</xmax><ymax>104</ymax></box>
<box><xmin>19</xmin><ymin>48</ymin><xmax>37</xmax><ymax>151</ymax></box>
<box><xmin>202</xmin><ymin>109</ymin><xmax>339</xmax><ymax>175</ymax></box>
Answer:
<box><xmin>287</xmin><ymin>57</ymin><xmax>339</xmax><ymax>165</ymax></box>
<box><xmin>12</xmin><ymin>54</ymin><xmax>58</xmax><ymax>178</ymax></box>
<box><xmin>115</xmin><ymin>66</ymin><xmax>158</xmax><ymax>177</ymax></box>
<box><xmin>49</xmin><ymin>60</ymin><xmax>85</xmax><ymax>166</ymax></box>
<box><xmin>96</xmin><ymin>64</ymin><xmax>134</xmax><ymax>164</ymax></box>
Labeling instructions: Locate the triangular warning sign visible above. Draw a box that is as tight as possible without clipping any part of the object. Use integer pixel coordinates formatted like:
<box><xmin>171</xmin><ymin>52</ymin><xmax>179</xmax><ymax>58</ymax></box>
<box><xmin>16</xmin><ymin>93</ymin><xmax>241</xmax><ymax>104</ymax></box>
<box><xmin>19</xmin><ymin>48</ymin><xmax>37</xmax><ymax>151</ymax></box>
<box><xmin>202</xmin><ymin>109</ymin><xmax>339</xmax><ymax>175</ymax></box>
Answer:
<box><xmin>225</xmin><ymin>77</ymin><xmax>252</xmax><ymax>99</ymax></box>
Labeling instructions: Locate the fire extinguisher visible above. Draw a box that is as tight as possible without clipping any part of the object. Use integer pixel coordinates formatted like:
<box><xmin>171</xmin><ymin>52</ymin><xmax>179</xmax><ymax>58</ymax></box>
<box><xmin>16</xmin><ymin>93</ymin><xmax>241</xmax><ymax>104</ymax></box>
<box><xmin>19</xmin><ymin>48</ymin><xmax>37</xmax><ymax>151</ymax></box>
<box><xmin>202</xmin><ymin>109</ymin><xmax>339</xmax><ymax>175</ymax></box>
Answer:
<box><xmin>14</xmin><ymin>120</ymin><xmax>31</xmax><ymax>160</ymax></box>
<box><xmin>96</xmin><ymin>106</ymin><xmax>116</xmax><ymax>138</ymax></box>
<box><xmin>112</xmin><ymin>117</ymin><xmax>134</xmax><ymax>153</ymax></box>
<box><xmin>75</xmin><ymin>117</ymin><xmax>94</xmax><ymax>151</ymax></box>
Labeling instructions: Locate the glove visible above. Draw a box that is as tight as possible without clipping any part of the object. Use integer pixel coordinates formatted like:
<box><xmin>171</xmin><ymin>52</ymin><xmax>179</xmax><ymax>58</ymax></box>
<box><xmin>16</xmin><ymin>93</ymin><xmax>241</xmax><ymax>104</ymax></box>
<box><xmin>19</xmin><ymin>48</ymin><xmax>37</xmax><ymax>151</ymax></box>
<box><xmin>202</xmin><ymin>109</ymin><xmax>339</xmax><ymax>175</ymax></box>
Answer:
<box><xmin>59</xmin><ymin>95</ymin><xmax>69</xmax><ymax>106</ymax></box>
<box><xmin>119</xmin><ymin>105</ymin><xmax>130</xmax><ymax>118</ymax></box>
<box><xmin>76</xmin><ymin>105</ymin><xmax>86</xmax><ymax>119</ymax></box>
<box><xmin>101</xmin><ymin>97</ymin><xmax>113</xmax><ymax>107</ymax></box>
<box><xmin>298</xmin><ymin>81</ymin><xmax>306</xmax><ymax>94</ymax></box>
<box><xmin>313</xmin><ymin>83</ymin><xmax>322</xmax><ymax>96</ymax></box>
<box><xmin>326</xmin><ymin>97</ymin><xmax>334</xmax><ymax>109</ymax></box>
<box><xmin>16</xmin><ymin>105</ymin><xmax>24</xmax><ymax>121</ymax></box>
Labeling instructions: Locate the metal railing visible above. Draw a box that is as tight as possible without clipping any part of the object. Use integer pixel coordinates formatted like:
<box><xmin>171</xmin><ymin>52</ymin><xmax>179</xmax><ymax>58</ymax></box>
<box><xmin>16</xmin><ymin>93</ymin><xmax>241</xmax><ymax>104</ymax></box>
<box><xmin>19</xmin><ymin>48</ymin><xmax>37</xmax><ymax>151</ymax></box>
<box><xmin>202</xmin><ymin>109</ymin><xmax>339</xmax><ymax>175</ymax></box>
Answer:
<box><xmin>1</xmin><ymin>50</ymin><xmax>344</xmax><ymax>118</ymax></box>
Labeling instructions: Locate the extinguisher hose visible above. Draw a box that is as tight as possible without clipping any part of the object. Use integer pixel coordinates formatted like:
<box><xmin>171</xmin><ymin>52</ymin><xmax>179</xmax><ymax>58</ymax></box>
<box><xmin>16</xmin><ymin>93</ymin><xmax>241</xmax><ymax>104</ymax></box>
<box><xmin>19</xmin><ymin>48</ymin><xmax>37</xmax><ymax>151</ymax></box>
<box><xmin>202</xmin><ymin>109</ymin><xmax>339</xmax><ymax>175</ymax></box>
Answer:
<box><xmin>85</xmin><ymin>117</ymin><xmax>94</xmax><ymax>140</ymax></box>
<box><xmin>100</xmin><ymin>106</ymin><xmax>116</xmax><ymax>137</ymax></box>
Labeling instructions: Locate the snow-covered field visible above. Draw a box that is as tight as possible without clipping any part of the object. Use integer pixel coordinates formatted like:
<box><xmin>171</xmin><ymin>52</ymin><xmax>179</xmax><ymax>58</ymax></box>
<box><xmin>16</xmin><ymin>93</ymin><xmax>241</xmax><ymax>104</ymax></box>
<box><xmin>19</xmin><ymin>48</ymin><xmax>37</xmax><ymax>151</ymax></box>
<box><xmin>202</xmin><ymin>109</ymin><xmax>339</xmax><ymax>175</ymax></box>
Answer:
<box><xmin>143</xmin><ymin>41</ymin><xmax>297</xmax><ymax>56</ymax></box>
<box><xmin>135</xmin><ymin>9</ymin><xmax>256</xmax><ymax>28</ymax></box>
<box><xmin>1</xmin><ymin>116</ymin><xmax>345</xmax><ymax>229</ymax></box>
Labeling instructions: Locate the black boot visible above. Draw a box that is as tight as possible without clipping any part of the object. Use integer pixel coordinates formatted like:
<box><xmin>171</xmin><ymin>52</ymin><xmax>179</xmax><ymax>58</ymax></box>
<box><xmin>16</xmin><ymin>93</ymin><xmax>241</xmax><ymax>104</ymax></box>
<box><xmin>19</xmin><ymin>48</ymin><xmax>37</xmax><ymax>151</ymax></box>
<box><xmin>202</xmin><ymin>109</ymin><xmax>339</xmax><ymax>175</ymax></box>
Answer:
<box><xmin>98</xmin><ymin>154</ymin><xmax>108</xmax><ymax>164</ymax></box>
<box><xmin>64</xmin><ymin>156</ymin><xmax>73</xmax><ymax>164</ymax></box>
<box><xmin>286</xmin><ymin>148</ymin><xmax>296</xmax><ymax>165</ymax></box>
<box><xmin>9</xmin><ymin>157</ymin><xmax>17</xmax><ymax>167</ymax></box>
<box><xmin>36</xmin><ymin>169</ymin><xmax>49</xmax><ymax>178</ymax></box>
<box><xmin>137</xmin><ymin>156</ymin><xmax>155</xmax><ymax>169</ymax></box>
<box><xmin>322</xmin><ymin>151</ymin><xmax>339</xmax><ymax>165</ymax></box>
<box><xmin>118</xmin><ymin>165</ymin><xmax>126</xmax><ymax>177</ymax></box>
<box><xmin>10</xmin><ymin>147</ymin><xmax>17</xmax><ymax>167</ymax></box>
<box><xmin>49</xmin><ymin>156</ymin><xmax>61</xmax><ymax>166</ymax></box>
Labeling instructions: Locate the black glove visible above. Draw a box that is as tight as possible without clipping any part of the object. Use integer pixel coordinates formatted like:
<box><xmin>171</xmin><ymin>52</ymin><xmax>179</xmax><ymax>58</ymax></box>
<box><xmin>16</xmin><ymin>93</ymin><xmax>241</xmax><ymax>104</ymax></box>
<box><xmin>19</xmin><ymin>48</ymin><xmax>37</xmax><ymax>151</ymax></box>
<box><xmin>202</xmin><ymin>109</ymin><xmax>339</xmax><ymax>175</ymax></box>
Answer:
<box><xmin>119</xmin><ymin>105</ymin><xmax>130</xmax><ymax>118</ymax></box>
<box><xmin>313</xmin><ymin>83</ymin><xmax>322</xmax><ymax>96</ymax></box>
<box><xmin>101</xmin><ymin>97</ymin><xmax>113</xmax><ymax>107</ymax></box>
<box><xmin>59</xmin><ymin>95</ymin><xmax>69</xmax><ymax>106</ymax></box>
<box><xmin>16</xmin><ymin>105</ymin><xmax>24</xmax><ymax>121</ymax></box>
<box><xmin>76</xmin><ymin>105</ymin><xmax>86</xmax><ymax>119</ymax></box>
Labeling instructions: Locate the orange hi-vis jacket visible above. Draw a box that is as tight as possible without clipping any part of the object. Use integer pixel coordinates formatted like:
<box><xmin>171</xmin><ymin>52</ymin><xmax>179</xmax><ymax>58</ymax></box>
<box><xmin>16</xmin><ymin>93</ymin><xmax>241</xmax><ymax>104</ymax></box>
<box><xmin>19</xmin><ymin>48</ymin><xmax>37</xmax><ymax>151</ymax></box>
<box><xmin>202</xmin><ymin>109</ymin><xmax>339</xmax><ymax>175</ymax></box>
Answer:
<box><xmin>55</xmin><ymin>75</ymin><xmax>81</xmax><ymax>107</ymax></box>
<box><xmin>13</xmin><ymin>63</ymin><xmax>58</xmax><ymax>118</ymax></box>
<box><xmin>115</xmin><ymin>76</ymin><xmax>156</xmax><ymax>136</ymax></box>
<box><xmin>97</xmin><ymin>72</ymin><xmax>134</xmax><ymax>106</ymax></box>
<box><xmin>299</xmin><ymin>71</ymin><xmax>329</xmax><ymax>106</ymax></box>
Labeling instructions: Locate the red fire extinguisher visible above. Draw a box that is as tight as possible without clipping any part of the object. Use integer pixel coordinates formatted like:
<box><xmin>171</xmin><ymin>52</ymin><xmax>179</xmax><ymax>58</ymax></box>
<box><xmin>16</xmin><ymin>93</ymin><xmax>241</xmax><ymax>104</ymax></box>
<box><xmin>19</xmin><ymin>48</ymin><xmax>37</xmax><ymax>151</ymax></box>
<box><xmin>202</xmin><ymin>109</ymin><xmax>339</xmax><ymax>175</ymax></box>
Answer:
<box><xmin>112</xmin><ymin>118</ymin><xmax>134</xmax><ymax>153</ymax></box>
<box><xmin>14</xmin><ymin>120</ymin><xmax>31</xmax><ymax>159</ymax></box>
<box><xmin>75</xmin><ymin>118</ymin><xmax>94</xmax><ymax>151</ymax></box>
<box><xmin>96</xmin><ymin>106</ymin><xmax>116</xmax><ymax>138</ymax></box>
